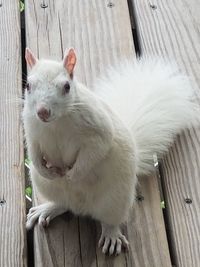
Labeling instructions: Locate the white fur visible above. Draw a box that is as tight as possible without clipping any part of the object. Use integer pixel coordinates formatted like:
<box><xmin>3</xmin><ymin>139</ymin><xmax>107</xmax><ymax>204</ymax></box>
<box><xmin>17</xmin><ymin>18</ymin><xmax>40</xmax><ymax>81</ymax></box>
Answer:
<box><xmin>23</xmin><ymin>57</ymin><xmax>198</xmax><ymax>254</ymax></box>
<box><xmin>23</xmin><ymin>59</ymin><xmax>136</xmax><ymax>223</ymax></box>
<box><xmin>95</xmin><ymin>58</ymin><xmax>199</xmax><ymax>175</ymax></box>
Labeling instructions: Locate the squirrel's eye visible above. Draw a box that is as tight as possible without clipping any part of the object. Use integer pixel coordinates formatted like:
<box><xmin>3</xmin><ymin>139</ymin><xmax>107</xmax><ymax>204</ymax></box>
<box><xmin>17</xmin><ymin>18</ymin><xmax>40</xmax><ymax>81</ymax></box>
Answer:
<box><xmin>63</xmin><ymin>82</ymin><xmax>70</xmax><ymax>94</ymax></box>
<box><xmin>26</xmin><ymin>83</ymin><xmax>31</xmax><ymax>92</ymax></box>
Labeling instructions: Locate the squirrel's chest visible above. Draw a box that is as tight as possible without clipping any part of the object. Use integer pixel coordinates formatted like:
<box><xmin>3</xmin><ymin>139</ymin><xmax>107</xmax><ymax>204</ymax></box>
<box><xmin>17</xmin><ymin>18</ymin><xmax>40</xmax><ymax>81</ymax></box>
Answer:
<box><xmin>37</xmin><ymin>126</ymin><xmax>80</xmax><ymax>167</ymax></box>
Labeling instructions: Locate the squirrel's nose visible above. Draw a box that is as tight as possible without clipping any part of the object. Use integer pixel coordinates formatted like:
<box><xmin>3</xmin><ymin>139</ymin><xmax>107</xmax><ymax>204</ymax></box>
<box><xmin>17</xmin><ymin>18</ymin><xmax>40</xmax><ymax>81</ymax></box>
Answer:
<box><xmin>37</xmin><ymin>106</ymin><xmax>50</xmax><ymax>122</ymax></box>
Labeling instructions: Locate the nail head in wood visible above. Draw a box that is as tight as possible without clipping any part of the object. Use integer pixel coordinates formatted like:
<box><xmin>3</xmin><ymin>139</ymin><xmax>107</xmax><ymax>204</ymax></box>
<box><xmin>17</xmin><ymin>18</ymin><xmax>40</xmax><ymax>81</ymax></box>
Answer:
<box><xmin>0</xmin><ymin>199</ymin><xmax>6</xmax><ymax>206</ymax></box>
<box><xmin>107</xmin><ymin>2</ymin><xmax>115</xmax><ymax>8</ymax></box>
<box><xmin>40</xmin><ymin>3</ymin><xmax>48</xmax><ymax>8</ymax></box>
<box><xmin>136</xmin><ymin>195</ymin><xmax>144</xmax><ymax>202</ymax></box>
<box><xmin>184</xmin><ymin>198</ymin><xmax>192</xmax><ymax>204</ymax></box>
<box><xmin>150</xmin><ymin>4</ymin><xmax>157</xmax><ymax>10</ymax></box>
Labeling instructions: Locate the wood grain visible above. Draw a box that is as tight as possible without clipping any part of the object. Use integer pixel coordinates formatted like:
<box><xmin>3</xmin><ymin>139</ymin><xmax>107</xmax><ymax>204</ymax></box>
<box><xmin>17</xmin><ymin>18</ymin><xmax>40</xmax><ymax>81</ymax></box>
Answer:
<box><xmin>132</xmin><ymin>0</ymin><xmax>200</xmax><ymax>266</ymax></box>
<box><xmin>125</xmin><ymin>175</ymin><xmax>171</xmax><ymax>267</ymax></box>
<box><xmin>0</xmin><ymin>1</ymin><xmax>27</xmax><ymax>266</ymax></box>
<box><xmin>26</xmin><ymin>0</ymin><xmax>171</xmax><ymax>266</ymax></box>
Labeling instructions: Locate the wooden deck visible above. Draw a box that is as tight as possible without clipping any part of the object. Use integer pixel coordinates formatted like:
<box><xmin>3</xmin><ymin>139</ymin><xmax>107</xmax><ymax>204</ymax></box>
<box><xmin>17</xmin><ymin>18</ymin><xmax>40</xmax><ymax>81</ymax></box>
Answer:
<box><xmin>0</xmin><ymin>0</ymin><xmax>200</xmax><ymax>266</ymax></box>
<box><xmin>0</xmin><ymin>1</ymin><xmax>26</xmax><ymax>267</ymax></box>
<box><xmin>132</xmin><ymin>0</ymin><xmax>200</xmax><ymax>265</ymax></box>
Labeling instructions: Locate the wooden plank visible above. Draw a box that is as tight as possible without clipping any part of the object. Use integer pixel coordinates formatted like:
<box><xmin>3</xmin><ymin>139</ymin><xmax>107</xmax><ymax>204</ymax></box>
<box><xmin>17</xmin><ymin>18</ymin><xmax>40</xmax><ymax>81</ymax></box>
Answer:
<box><xmin>0</xmin><ymin>1</ymin><xmax>27</xmax><ymax>267</ymax></box>
<box><xmin>125</xmin><ymin>175</ymin><xmax>171</xmax><ymax>267</ymax></box>
<box><xmin>25</xmin><ymin>0</ymin><xmax>171</xmax><ymax>266</ymax></box>
<box><xmin>132</xmin><ymin>0</ymin><xmax>200</xmax><ymax>266</ymax></box>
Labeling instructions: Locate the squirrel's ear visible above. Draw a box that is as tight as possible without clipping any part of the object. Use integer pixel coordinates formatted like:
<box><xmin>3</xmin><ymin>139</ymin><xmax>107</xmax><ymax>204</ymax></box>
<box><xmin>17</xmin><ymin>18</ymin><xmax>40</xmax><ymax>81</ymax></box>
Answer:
<box><xmin>63</xmin><ymin>48</ymin><xmax>77</xmax><ymax>78</ymax></box>
<box><xmin>25</xmin><ymin>48</ymin><xmax>38</xmax><ymax>69</ymax></box>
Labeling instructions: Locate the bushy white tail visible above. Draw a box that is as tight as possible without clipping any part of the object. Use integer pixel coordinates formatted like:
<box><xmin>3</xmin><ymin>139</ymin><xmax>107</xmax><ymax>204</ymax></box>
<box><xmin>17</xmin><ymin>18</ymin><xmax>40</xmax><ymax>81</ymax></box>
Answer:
<box><xmin>94</xmin><ymin>58</ymin><xmax>199</xmax><ymax>175</ymax></box>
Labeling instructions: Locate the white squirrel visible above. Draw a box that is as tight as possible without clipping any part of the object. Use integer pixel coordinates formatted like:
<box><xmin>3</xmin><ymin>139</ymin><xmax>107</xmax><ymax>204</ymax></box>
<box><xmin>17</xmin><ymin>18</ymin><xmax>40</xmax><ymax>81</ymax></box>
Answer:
<box><xmin>23</xmin><ymin>48</ymin><xmax>198</xmax><ymax>255</ymax></box>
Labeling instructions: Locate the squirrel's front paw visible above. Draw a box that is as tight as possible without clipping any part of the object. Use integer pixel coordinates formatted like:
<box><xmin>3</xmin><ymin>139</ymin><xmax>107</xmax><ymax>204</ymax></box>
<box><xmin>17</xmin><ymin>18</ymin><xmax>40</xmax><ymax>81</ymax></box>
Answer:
<box><xmin>41</xmin><ymin>158</ymin><xmax>66</xmax><ymax>179</ymax></box>
<box><xmin>48</xmin><ymin>166</ymin><xmax>66</xmax><ymax>176</ymax></box>
<box><xmin>66</xmin><ymin>167</ymin><xmax>82</xmax><ymax>182</ymax></box>
<box><xmin>45</xmin><ymin>165</ymin><xmax>66</xmax><ymax>179</ymax></box>
<box><xmin>26</xmin><ymin>202</ymin><xmax>67</xmax><ymax>230</ymax></box>
<box><xmin>66</xmin><ymin>168</ymin><xmax>74</xmax><ymax>180</ymax></box>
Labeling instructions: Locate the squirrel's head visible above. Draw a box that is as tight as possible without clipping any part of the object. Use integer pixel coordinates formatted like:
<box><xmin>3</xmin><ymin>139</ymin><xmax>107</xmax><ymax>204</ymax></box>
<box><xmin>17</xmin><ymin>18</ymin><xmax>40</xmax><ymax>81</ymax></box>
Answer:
<box><xmin>24</xmin><ymin>48</ymin><xmax>77</xmax><ymax>123</ymax></box>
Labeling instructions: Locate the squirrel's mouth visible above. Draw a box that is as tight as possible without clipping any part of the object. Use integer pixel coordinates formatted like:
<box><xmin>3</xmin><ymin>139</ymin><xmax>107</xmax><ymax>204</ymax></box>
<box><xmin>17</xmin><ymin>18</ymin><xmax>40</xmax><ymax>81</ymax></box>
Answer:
<box><xmin>36</xmin><ymin>114</ymin><xmax>50</xmax><ymax>123</ymax></box>
<box><xmin>37</xmin><ymin>115</ymin><xmax>57</xmax><ymax>123</ymax></box>
<box><xmin>41</xmin><ymin>118</ymin><xmax>49</xmax><ymax>122</ymax></box>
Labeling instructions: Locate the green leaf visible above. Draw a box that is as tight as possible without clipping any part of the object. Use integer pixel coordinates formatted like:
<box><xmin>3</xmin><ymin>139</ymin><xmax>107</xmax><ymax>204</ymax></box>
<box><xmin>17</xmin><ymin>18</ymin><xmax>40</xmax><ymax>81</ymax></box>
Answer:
<box><xmin>25</xmin><ymin>158</ymin><xmax>31</xmax><ymax>165</ymax></box>
<box><xmin>20</xmin><ymin>1</ymin><xmax>25</xmax><ymax>12</ymax></box>
<box><xmin>25</xmin><ymin>186</ymin><xmax>32</xmax><ymax>198</ymax></box>
<box><xmin>161</xmin><ymin>201</ymin><xmax>165</xmax><ymax>209</ymax></box>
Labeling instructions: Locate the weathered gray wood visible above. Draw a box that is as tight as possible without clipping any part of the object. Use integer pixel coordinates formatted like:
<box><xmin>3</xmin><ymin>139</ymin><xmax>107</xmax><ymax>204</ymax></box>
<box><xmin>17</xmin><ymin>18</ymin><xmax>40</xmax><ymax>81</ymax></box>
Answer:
<box><xmin>0</xmin><ymin>1</ymin><xmax>27</xmax><ymax>266</ymax></box>
<box><xmin>26</xmin><ymin>0</ymin><xmax>171</xmax><ymax>266</ymax></box>
<box><xmin>125</xmin><ymin>175</ymin><xmax>171</xmax><ymax>267</ymax></box>
<box><xmin>132</xmin><ymin>0</ymin><xmax>200</xmax><ymax>266</ymax></box>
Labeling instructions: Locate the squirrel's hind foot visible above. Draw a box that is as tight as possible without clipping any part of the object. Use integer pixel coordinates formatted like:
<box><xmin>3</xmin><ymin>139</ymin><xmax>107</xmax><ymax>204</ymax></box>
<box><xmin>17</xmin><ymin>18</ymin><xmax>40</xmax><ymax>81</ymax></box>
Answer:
<box><xmin>98</xmin><ymin>223</ymin><xmax>129</xmax><ymax>255</ymax></box>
